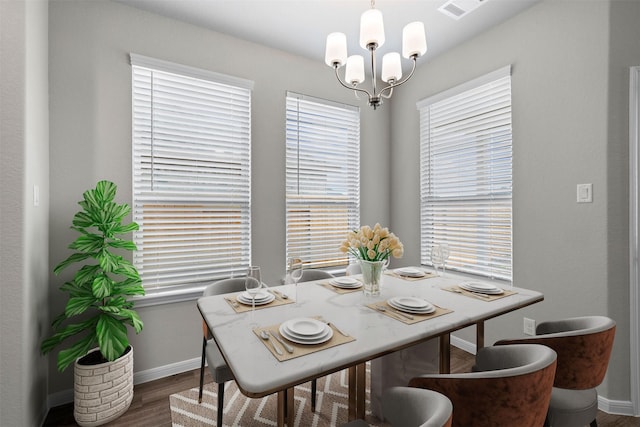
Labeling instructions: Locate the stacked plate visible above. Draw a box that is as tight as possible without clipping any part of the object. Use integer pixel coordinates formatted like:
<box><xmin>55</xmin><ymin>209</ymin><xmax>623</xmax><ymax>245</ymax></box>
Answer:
<box><xmin>459</xmin><ymin>282</ymin><xmax>504</xmax><ymax>295</ymax></box>
<box><xmin>387</xmin><ymin>296</ymin><xmax>436</xmax><ymax>314</ymax></box>
<box><xmin>329</xmin><ymin>277</ymin><xmax>363</xmax><ymax>289</ymax></box>
<box><xmin>236</xmin><ymin>290</ymin><xmax>275</xmax><ymax>306</ymax></box>
<box><xmin>394</xmin><ymin>267</ymin><xmax>427</xmax><ymax>278</ymax></box>
<box><xmin>279</xmin><ymin>317</ymin><xmax>334</xmax><ymax>345</ymax></box>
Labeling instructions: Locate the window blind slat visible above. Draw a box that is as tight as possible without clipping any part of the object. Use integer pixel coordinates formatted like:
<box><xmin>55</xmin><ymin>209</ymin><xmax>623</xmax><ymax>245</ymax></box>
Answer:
<box><xmin>132</xmin><ymin>61</ymin><xmax>252</xmax><ymax>289</ymax></box>
<box><xmin>419</xmin><ymin>72</ymin><xmax>512</xmax><ymax>282</ymax></box>
<box><xmin>286</xmin><ymin>94</ymin><xmax>360</xmax><ymax>269</ymax></box>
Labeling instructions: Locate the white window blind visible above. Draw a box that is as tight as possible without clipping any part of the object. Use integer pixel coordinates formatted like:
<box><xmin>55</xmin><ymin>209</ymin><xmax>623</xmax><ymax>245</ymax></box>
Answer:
<box><xmin>286</xmin><ymin>93</ymin><xmax>360</xmax><ymax>269</ymax></box>
<box><xmin>418</xmin><ymin>66</ymin><xmax>513</xmax><ymax>282</ymax></box>
<box><xmin>131</xmin><ymin>54</ymin><xmax>253</xmax><ymax>292</ymax></box>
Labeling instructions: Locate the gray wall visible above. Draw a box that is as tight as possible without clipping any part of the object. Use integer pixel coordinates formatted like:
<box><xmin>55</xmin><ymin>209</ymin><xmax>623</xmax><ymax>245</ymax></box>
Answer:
<box><xmin>47</xmin><ymin>0</ymin><xmax>390</xmax><ymax>396</ymax></box>
<box><xmin>390</xmin><ymin>0</ymin><xmax>638</xmax><ymax>402</ymax></box>
<box><xmin>0</xmin><ymin>0</ymin><xmax>50</xmax><ymax>425</ymax></box>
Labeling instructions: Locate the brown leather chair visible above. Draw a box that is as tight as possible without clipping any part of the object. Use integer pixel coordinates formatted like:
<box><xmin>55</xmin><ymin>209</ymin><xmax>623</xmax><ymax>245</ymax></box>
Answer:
<box><xmin>495</xmin><ymin>316</ymin><xmax>616</xmax><ymax>427</ymax></box>
<box><xmin>408</xmin><ymin>344</ymin><xmax>557</xmax><ymax>427</ymax></box>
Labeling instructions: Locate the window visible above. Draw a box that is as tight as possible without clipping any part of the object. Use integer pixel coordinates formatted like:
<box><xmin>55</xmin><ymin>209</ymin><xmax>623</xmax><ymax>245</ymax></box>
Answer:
<box><xmin>418</xmin><ymin>66</ymin><xmax>512</xmax><ymax>282</ymax></box>
<box><xmin>285</xmin><ymin>92</ymin><xmax>360</xmax><ymax>269</ymax></box>
<box><xmin>131</xmin><ymin>54</ymin><xmax>253</xmax><ymax>298</ymax></box>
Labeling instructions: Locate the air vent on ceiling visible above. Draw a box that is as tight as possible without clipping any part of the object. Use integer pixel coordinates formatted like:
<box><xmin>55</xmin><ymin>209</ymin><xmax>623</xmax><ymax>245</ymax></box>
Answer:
<box><xmin>439</xmin><ymin>0</ymin><xmax>488</xmax><ymax>20</ymax></box>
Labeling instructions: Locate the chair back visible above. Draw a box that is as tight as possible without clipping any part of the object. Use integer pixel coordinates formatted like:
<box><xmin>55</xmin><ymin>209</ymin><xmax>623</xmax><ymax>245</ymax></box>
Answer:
<box><xmin>495</xmin><ymin>316</ymin><xmax>616</xmax><ymax>389</ymax></box>
<box><xmin>346</xmin><ymin>263</ymin><xmax>361</xmax><ymax>276</ymax></box>
<box><xmin>203</xmin><ymin>278</ymin><xmax>247</xmax><ymax>297</ymax></box>
<box><xmin>408</xmin><ymin>344</ymin><xmax>557</xmax><ymax>427</ymax></box>
<box><xmin>298</xmin><ymin>269</ymin><xmax>334</xmax><ymax>282</ymax></box>
<box><xmin>382</xmin><ymin>386</ymin><xmax>453</xmax><ymax>427</ymax></box>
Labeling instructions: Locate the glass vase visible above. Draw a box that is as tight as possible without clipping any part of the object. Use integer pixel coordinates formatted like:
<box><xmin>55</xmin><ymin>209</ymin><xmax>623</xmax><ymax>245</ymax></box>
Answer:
<box><xmin>360</xmin><ymin>259</ymin><xmax>385</xmax><ymax>296</ymax></box>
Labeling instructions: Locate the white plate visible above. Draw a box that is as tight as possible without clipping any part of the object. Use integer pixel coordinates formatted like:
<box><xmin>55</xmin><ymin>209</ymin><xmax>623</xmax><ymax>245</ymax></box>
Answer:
<box><xmin>389</xmin><ymin>296</ymin><xmax>429</xmax><ymax>309</ymax></box>
<box><xmin>459</xmin><ymin>282</ymin><xmax>504</xmax><ymax>295</ymax></box>
<box><xmin>330</xmin><ymin>278</ymin><xmax>363</xmax><ymax>289</ymax></box>
<box><xmin>395</xmin><ymin>267</ymin><xmax>426</xmax><ymax>278</ymax></box>
<box><xmin>282</xmin><ymin>318</ymin><xmax>326</xmax><ymax>337</ymax></box>
<box><xmin>333</xmin><ymin>277</ymin><xmax>359</xmax><ymax>285</ymax></box>
<box><xmin>279</xmin><ymin>323</ymin><xmax>333</xmax><ymax>345</ymax></box>
<box><xmin>388</xmin><ymin>298</ymin><xmax>435</xmax><ymax>314</ymax></box>
<box><xmin>236</xmin><ymin>292</ymin><xmax>275</xmax><ymax>305</ymax></box>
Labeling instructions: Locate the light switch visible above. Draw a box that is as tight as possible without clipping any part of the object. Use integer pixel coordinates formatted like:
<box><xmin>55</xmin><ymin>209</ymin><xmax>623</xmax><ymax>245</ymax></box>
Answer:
<box><xmin>577</xmin><ymin>183</ymin><xmax>593</xmax><ymax>203</ymax></box>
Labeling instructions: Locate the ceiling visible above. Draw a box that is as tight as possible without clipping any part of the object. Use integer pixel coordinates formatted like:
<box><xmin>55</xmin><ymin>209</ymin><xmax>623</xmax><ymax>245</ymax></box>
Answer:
<box><xmin>115</xmin><ymin>0</ymin><xmax>540</xmax><ymax>69</ymax></box>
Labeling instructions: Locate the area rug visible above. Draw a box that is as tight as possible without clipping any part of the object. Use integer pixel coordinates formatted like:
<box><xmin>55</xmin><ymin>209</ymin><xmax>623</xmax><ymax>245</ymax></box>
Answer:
<box><xmin>170</xmin><ymin>365</ymin><xmax>390</xmax><ymax>426</ymax></box>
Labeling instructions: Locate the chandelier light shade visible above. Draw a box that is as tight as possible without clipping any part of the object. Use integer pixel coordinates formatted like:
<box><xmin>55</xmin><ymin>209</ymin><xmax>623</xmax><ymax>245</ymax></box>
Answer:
<box><xmin>325</xmin><ymin>0</ymin><xmax>427</xmax><ymax>109</ymax></box>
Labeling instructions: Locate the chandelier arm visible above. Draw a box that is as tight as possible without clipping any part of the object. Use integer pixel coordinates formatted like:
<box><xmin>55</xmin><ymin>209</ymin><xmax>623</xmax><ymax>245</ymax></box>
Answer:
<box><xmin>378</xmin><ymin>55</ymin><xmax>418</xmax><ymax>98</ymax></box>
<box><xmin>333</xmin><ymin>64</ymin><xmax>374</xmax><ymax>99</ymax></box>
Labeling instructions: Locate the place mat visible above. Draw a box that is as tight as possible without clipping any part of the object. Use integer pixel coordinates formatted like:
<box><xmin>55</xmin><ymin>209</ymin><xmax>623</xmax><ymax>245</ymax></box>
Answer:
<box><xmin>253</xmin><ymin>317</ymin><xmax>355</xmax><ymax>362</ymax></box>
<box><xmin>224</xmin><ymin>290</ymin><xmax>294</xmax><ymax>313</ymax></box>
<box><xmin>442</xmin><ymin>285</ymin><xmax>517</xmax><ymax>301</ymax></box>
<box><xmin>385</xmin><ymin>270</ymin><xmax>438</xmax><ymax>281</ymax></box>
<box><xmin>366</xmin><ymin>301</ymin><xmax>453</xmax><ymax>325</ymax></box>
<box><xmin>318</xmin><ymin>281</ymin><xmax>364</xmax><ymax>294</ymax></box>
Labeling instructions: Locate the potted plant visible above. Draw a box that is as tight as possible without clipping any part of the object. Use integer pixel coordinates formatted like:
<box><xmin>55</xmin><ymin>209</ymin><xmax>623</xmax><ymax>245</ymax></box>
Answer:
<box><xmin>41</xmin><ymin>180</ymin><xmax>145</xmax><ymax>426</ymax></box>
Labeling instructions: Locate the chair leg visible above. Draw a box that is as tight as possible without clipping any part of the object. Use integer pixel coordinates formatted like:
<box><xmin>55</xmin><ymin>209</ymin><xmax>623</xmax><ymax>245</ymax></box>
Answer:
<box><xmin>217</xmin><ymin>382</ymin><xmax>225</xmax><ymax>427</ymax></box>
<box><xmin>590</xmin><ymin>420</ymin><xmax>598</xmax><ymax>427</ymax></box>
<box><xmin>311</xmin><ymin>379</ymin><xmax>317</xmax><ymax>412</ymax></box>
<box><xmin>198</xmin><ymin>337</ymin><xmax>206</xmax><ymax>403</ymax></box>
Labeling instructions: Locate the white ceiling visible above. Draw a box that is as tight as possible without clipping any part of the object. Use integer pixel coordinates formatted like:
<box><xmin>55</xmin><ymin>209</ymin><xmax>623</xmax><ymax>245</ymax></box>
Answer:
<box><xmin>115</xmin><ymin>0</ymin><xmax>540</xmax><ymax>68</ymax></box>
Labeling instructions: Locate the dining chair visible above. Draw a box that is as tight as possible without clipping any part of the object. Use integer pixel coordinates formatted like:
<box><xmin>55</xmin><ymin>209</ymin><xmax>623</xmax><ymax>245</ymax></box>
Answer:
<box><xmin>296</xmin><ymin>268</ymin><xmax>334</xmax><ymax>412</ymax></box>
<box><xmin>494</xmin><ymin>316</ymin><xmax>616</xmax><ymax>427</ymax></box>
<box><xmin>198</xmin><ymin>278</ymin><xmax>247</xmax><ymax>426</ymax></box>
<box><xmin>341</xmin><ymin>386</ymin><xmax>453</xmax><ymax>427</ymax></box>
<box><xmin>345</xmin><ymin>263</ymin><xmax>361</xmax><ymax>276</ymax></box>
<box><xmin>408</xmin><ymin>344</ymin><xmax>557</xmax><ymax>427</ymax></box>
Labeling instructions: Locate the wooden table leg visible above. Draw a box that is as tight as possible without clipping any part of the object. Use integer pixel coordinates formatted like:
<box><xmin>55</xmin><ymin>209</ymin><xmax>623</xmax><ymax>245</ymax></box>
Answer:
<box><xmin>476</xmin><ymin>320</ymin><xmax>485</xmax><ymax>351</ymax></box>
<box><xmin>348</xmin><ymin>363</ymin><xmax>367</xmax><ymax>421</ymax></box>
<box><xmin>439</xmin><ymin>334</ymin><xmax>451</xmax><ymax>374</ymax></box>
<box><xmin>348</xmin><ymin>366</ymin><xmax>357</xmax><ymax>421</ymax></box>
<box><xmin>286</xmin><ymin>387</ymin><xmax>294</xmax><ymax>426</ymax></box>
<box><xmin>277</xmin><ymin>390</ymin><xmax>286</xmax><ymax>427</ymax></box>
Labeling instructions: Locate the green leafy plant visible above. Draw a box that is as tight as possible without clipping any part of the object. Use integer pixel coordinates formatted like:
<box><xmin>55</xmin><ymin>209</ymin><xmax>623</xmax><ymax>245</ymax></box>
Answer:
<box><xmin>41</xmin><ymin>180</ymin><xmax>145</xmax><ymax>371</ymax></box>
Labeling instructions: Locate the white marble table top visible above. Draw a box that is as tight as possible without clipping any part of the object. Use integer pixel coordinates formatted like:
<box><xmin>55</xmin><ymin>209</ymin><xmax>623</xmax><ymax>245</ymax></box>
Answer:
<box><xmin>197</xmin><ymin>271</ymin><xmax>543</xmax><ymax>398</ymax></box>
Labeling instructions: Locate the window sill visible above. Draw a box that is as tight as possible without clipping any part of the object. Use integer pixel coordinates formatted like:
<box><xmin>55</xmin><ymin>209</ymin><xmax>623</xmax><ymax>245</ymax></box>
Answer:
<box><xmin>131</xmin><ymin>285</ymin><xmax>208</xmax><ymax>308</ymax></box>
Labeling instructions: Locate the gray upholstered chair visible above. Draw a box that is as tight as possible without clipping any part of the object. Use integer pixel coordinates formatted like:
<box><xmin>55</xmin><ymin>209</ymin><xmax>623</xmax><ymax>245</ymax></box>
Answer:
<box><xmin>341</xmin><ymin>386</ymin><xmax>453</xmax><ymax>427</ymax></box>
<box><xmin>198</xmin><ymin>278</ymin><xmax>247</xmax><ymax>426</ymax></box>
<box><xmin>345</xmin><ymin>263</ymin><xmax>361</xmax><ymax>276</ymax></box>
<box><xmin>296</xmin><ymin>268</ymin><xmax>334</xmax><ymax>411</ymax></box>
<box><xmin>408</xmin><ymin>344</ymin><xmax>557</xmax><ymax>427</ymax></box>
<box><xmin>495</xmin><ymin>316</ymin><xmax>616</xmax><ymax>427</ymax></box>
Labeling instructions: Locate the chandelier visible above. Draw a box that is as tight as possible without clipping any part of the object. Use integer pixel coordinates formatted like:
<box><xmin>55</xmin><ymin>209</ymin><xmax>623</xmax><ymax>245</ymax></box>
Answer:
<box><xmin>324</xmin><ymin>0</ymin><xmax>427</xmax><ymax>109</ymax></box>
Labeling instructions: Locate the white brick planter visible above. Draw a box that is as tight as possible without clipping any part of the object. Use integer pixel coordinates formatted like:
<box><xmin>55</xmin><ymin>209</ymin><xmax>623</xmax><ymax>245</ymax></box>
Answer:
<box><xmin>73</xmin><ymin>346</ymin><xmax>134</xmax><ymax>427</ymax></box>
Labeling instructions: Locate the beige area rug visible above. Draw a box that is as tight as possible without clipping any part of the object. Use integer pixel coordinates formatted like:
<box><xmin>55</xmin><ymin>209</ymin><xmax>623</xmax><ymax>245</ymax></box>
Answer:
<box><xmin>170</xmin><ymin>365</ymin><xmax>390</xmax><ymax>427</ymax></box>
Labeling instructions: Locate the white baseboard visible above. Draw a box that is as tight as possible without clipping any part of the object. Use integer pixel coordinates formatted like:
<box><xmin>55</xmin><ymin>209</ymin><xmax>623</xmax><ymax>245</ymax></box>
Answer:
<box><xmin>450</xmin><ymin>334</ymin><xmax>476</xmax><ymax>355</ymax></box>
<box><xmin>47</xmin><ymin>356</ymin><xmax>202</xmax><ymax>409</ymax></box>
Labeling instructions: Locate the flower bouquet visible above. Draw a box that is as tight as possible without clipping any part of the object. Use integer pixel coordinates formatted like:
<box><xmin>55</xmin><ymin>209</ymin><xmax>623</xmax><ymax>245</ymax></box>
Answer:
<box><xmin>339</xmin><ymin>223</ymin><xmax>403</xmax><ymax>295</ymax></box>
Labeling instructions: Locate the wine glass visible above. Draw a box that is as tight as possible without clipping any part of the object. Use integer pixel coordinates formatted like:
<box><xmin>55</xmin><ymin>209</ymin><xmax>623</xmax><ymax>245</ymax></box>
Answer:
<box><xmin>287</xmin><ymin>257</ymin><xmax>303</xmax><ymax>305</ymax></box>
<box><xmin>440</xmin><ymin>243</ymin><xmax>450</xmax><ymax>276</ymax></box>
<box><xmin>245</xmin><ymin>266</ymin><xmax>261</xmax><ymax>325</ymax></box>
<box><xmin>431</xmin><ymin>244</ymin><xmax>444</xmax><ymax>276</ymax></box>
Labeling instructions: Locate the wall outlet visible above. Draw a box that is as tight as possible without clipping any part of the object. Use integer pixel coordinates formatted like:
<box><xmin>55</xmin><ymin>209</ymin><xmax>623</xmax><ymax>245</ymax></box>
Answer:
<box><xmin>523</xmin><ymin>317</ymin><xmax>536</xmax><ymax>336</ymax></box>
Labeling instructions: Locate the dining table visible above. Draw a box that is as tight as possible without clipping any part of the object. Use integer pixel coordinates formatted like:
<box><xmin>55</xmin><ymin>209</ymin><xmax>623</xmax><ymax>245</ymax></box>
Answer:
<box><xmin>197</xmin><ymin>268</ymin><xmax>544</xmax><ymax>426</ymax></box>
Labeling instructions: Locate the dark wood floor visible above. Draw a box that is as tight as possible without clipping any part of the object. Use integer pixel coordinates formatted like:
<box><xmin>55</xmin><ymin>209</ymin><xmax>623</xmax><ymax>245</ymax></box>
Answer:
<box><xmin>44</xmin><ymin>346</ymin><xmax>638</xmax><ymax>426</ymax></box>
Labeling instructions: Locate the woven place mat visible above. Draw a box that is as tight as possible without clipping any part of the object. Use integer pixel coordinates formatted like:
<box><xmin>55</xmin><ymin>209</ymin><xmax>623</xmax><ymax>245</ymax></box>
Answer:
<box><xmin>442</xmin><ymin>285</ymin><xmax>517</xmax><ymax>301</ymax></box>
<box><xmin>366</xmin><ymin>301</ymin><xmax>453</xmax><ymax>325</ymax></box>
<box><xmin>253</xmin><ymin>317</ymin><xmax>355</xmax><ymax>362</ymax></box>
<box><xmin>384</xmin><ymin>270</ymin><xmax>438</xmax><ymax>281</ymax></box>
<box><xmin>225</xmin><ymin>290</ymin><xmax>294</xmax><ymax>313</ymax></box>
<box><xmin>318</xmin><ymin>281</ymin><xmax>364</xmax><ymax>294</ymax></box>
